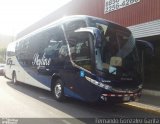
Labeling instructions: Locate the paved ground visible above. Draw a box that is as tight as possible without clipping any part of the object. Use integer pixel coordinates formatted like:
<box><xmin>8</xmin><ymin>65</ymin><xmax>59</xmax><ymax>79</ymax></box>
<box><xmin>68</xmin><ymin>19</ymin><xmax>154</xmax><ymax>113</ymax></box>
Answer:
<box><xmin>0</xmin><ymin>76</ymin><xmax>159</xmax><ymax>124</ymax></box>
<box><xmin>139</xmin><ymin>93</ymin><xmax>160</xmax><ymax>107</ymax></box>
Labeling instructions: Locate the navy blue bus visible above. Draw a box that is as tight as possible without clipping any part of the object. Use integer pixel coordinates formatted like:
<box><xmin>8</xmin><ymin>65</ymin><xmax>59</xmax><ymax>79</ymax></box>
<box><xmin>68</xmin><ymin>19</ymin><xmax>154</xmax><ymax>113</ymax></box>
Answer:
<box><xmin>5</xmin><ymin>15</ymin><xmax>142</xmax><ymax>103</ymax></box>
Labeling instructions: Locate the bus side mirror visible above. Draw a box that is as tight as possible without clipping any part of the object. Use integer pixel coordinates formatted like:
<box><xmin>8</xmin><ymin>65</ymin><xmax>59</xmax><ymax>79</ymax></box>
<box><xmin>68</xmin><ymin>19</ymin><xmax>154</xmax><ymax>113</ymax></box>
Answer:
<box><xmin>75</xmin><ymin>27</ymin><xmax>102</xmax><ymax>48</ymax></box>
<box><xmin>136</xmin><ymin>40</ymin><xmax>154</xmax><ymax>56</ymax></box>
<box><xmin>94</xmin><ymin>29</ymin><xmax>102</xmax><ymax>48</ymax></box>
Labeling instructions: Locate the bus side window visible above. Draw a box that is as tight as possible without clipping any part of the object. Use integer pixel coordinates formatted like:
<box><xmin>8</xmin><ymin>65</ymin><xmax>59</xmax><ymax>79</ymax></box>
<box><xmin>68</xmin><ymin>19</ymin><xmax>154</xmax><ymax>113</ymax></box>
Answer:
<box><xmin>67</xmin><ymin>33</ymin><xmax>92</xmax><ymax>71</ymax></box>
<box><xmin>43</xmin><ymin>26</ymin><xmax>68</xmax><ymax>65</ymax></box>
<box><xmin>16</xmin><ymin>40</ymin><xmax>26</xmax><ymax>65</ymax></box>
<box><xmin>64</xmin><ymin>20</ymin><xmax>88</xmax><ymax>57</ymax></box>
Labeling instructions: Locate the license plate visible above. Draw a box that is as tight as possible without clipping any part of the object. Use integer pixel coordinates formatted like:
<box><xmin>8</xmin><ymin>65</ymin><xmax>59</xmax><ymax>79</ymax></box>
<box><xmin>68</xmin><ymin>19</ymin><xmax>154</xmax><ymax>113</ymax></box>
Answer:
<box><xmin>123</xmin><ymin>96</ymin><xmax>130</xmax><ymax>101</ymax></box>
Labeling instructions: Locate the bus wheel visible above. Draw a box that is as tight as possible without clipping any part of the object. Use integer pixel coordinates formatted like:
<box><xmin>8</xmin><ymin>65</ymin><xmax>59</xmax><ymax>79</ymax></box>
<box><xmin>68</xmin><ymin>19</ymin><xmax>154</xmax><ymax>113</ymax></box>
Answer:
<box><xmin>12</xmin><ymin>72</ymin><xmax>17</xmax><ymax>84</ymax></box>
<box><xmin>53</xmin><ymin>79</ymin><xmax>64</xmax><ymax>101</ymax></box>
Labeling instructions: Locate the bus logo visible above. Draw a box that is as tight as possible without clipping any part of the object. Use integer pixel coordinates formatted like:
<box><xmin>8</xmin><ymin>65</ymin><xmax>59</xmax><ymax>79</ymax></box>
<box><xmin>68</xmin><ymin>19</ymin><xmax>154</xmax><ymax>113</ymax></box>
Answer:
<box><xmin>32</xmin><ymin>53</ymin><xmax>51</xmax><ymax>66</ymax></box>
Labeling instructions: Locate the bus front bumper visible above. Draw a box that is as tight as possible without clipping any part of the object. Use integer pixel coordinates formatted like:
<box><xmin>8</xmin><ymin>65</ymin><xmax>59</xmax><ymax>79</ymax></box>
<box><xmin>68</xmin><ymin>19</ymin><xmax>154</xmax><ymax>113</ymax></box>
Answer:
<box><xmin>100</xmin><ymin>92</ymin><xmax>142</xmax><ymax>102</ymax></box>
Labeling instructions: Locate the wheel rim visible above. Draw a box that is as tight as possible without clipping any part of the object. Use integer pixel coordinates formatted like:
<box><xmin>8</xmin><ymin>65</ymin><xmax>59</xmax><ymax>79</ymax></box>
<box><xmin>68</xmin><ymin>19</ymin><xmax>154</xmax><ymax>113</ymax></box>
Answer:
<box><xmin>54</xmin><ymin>83</ymin><xmax>62</xmax><ymax>98</ymax></box>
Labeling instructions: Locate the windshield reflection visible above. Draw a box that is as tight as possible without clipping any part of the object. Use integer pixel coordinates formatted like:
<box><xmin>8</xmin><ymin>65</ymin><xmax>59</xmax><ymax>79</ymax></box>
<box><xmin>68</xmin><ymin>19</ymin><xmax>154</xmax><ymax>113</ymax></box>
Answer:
<box><xmin>95</xmin><ymin>25</ymin><xmax>140</xmax><ymax>78</ymax></box>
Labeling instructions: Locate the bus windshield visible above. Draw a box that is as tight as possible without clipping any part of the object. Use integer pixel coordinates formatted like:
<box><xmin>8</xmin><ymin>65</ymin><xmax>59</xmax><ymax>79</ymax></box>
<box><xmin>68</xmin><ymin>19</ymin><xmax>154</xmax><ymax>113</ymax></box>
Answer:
<box><xmin>89</xmin><ymin>18</ymin><xmax>140</xmax><ymax>79</ymax></box>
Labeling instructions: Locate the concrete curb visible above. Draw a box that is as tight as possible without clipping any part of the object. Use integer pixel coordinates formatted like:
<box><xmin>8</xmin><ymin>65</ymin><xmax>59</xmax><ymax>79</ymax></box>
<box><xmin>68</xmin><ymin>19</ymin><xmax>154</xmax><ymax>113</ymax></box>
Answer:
<box><xmin>142</xmin><ymin>89</ymin><xmax>160</xmax><ymax>97</ymax></box>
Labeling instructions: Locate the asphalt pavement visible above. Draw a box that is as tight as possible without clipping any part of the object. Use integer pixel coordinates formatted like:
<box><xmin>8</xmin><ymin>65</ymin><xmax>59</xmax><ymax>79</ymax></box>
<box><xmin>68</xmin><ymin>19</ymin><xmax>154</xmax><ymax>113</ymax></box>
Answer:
<box><xmin>139</xmin><ymin>93</ymin><xmax>160</xmax><ymax>107</ymax></box>
<box><xmin>0</xmin><ymin>76</ymin><xmax>160</xmax><ymax>124</ymax></box>
<box><xmin>125</xmin><ymin>93</ymin><xmax>160</xmax><ymax>114</ymax></box>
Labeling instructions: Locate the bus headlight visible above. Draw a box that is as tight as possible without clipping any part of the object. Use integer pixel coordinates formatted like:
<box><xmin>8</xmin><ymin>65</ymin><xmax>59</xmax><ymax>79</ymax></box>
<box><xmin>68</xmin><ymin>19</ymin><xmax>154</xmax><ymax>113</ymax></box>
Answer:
<box><xmin>138</xmin><ymin>84</ymin><xmax>143</xmax><ymax>89</ymax></box>
<box><xmin>104</xmin><ymin>85</ymin><xmax>110</xmax><ymax>90</ymax></box>
<box><xmin>85</xmin><ymin>76</ymin><xmax>111</xmax><ymax>90</ymax></box>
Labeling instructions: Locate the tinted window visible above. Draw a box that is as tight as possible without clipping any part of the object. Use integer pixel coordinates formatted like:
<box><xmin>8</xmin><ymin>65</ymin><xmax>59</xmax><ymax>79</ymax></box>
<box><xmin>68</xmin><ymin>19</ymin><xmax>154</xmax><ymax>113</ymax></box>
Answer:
<box><xmin>29</xmin><ymin>26</ymin><xmax>67</xmax><ymax>68</ymax></box>
<box><xmin>67</xmin><ymin>32</ymin><xmax>92</xmax><ymax>71</ymax></box>
<box><xmin>64</xmin><ymin>20</ymin><xmax>92</xmax><ymax>71</ymax></box>
<box><xmin>16</xmin><ymin>26</ymin><xmax>67</xmax><ymax>69</ymax></box>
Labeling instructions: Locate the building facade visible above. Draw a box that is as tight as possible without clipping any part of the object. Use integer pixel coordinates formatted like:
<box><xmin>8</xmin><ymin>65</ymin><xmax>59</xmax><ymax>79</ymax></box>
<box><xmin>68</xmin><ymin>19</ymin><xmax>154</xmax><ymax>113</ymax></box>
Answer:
<box><xmin>16</xmin><ymin>0</ymin><xmax>160</xmax><ymax>90</ymax></box>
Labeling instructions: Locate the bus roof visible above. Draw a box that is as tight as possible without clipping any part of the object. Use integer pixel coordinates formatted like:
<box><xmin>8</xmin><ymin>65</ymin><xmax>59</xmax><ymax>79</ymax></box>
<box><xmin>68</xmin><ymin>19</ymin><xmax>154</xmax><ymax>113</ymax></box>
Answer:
<box><xmin>14</xmin><ymin>15</ymin><xmax>125</xmax><ymax>43</ymax></box>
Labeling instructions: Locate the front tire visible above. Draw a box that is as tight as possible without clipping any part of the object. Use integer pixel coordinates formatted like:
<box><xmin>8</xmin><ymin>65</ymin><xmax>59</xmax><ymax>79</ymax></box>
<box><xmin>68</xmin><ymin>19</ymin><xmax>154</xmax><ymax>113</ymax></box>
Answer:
<box><xmin>53</xmin><ymin>79</ymin><xmax>64</xmax><ymax>101</ymax></box>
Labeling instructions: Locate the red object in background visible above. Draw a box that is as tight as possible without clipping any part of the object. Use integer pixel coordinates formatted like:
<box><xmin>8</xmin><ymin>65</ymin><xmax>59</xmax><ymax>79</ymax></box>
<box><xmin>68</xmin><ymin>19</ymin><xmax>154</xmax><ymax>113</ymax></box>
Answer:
<box><xmin>17</xmin><ymin>0</ymin><xmax>160</xmax><ymax>39</ymax></box>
